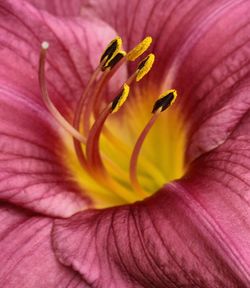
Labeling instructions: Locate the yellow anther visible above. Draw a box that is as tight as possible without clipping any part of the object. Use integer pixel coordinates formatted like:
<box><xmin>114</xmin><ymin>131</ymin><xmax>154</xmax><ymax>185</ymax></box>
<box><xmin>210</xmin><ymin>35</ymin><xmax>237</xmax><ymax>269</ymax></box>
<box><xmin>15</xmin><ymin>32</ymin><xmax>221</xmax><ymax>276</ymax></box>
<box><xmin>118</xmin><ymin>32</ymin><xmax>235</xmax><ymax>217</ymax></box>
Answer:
<box><xmin>100</xmin><ymin>36</ymin><xmax>122</xmax><ymax>66</ymax></box>
<box><xmin>104</xmin><ymin>50</ymin><xmax>127</xmax><ymax>70</ymax></box>
<box><xmin>152</xmin><ymin>89</ymin><xmax>177</xmax><ymax>113</ymax></box>
<box><xmin>126</xmin><ymin>36</ymin><xmax>152</xmax><ymax>61</ymax></box>
<box><xmin>111</xmin><ymin>84</ymin><xmax>130</xmax><ymax>113</ymax></box>
<box><xmin>136</xmin><ymin>53</ymin><xmax>155</xmax><ymax>82</ymax></box>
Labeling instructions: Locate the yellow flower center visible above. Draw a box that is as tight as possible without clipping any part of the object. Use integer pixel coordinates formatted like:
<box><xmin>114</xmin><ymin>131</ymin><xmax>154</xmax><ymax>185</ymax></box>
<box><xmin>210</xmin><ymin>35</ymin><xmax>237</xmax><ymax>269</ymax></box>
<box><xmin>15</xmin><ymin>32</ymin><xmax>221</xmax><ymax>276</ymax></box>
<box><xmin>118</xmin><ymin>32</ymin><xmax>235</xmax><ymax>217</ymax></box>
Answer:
<box><xmin>39</xmin><ymin>37</ymin><xmax>186</xmax><ymax>209</ymax></box>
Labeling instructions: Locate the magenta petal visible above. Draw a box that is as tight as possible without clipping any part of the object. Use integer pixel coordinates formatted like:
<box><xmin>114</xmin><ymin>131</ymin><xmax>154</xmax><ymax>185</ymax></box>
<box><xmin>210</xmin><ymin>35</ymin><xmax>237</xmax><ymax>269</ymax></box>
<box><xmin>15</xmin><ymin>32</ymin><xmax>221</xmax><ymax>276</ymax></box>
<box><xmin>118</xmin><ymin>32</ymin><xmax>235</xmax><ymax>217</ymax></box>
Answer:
<box><xmin>25</xmin><ymin>0</ymin><xmax>83</xmax><ymax>16</ymax></box>
<box><xmin>180</xmin><ymin>110</ymin><xmax>250</xmax><ymax>279</ymax></box>
<box><xmin>52</xmin><ymin>198</ymin><xmax>246</xmax><ymax>287</ymax></box>
<box><xmin>0</xmin><ymin>203</ymin><xmax>87</xmax><ymax>288</ymax></box>
<box><xmin>0</xmin><ymin>86</ymin><xmax>87</xmax><ymax>217</ymax></box>
<box><xmin>53</xmin><ymin>110</ymin><xmax>250</xmax><ymax>286</ymax></box>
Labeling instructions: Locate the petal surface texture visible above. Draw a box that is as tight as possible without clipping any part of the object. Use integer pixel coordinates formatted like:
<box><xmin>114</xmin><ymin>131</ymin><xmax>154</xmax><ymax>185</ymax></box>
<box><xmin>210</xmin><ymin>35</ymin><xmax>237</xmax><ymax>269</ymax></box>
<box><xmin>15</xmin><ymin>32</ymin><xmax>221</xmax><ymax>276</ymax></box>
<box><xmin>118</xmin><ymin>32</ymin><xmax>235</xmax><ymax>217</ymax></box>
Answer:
<box><xmin>0</xmin><ymin>203</ymin><xmax>88</xmax><ymax>288</ymax></box>
<box><xmin>53</xmin><ymin>111</ymin><xmax>250</xmax><ymax>286</ymax></box>
<box><xmin>25</xmin><ymin>0</ymin><xmax>83</xmax><ymax>16</ymax></box>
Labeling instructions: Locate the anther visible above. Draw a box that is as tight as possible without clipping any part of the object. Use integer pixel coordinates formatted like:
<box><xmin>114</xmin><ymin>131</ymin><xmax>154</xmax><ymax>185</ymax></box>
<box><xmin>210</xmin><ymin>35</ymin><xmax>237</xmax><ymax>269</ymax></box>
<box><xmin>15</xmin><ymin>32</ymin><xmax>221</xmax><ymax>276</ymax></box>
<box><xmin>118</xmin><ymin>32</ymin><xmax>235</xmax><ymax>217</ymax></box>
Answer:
<box><xmin>111</xmin><ymin>84</ymin><xmax>130</xmax><ymax>113</ymax></box>
<box><xmin>105</xmin><ymin>51</ymin><xmax>126</xmax><ymax>70</ymax></box>
<box><xmin>81</xmin><ymin>49</ymin><xmax>126</xmax><ymax>135</ymax></box>
<box><xmin>136</xmin><ymin>53</ymin><xmax>155</xmax><ymax>82</ymax></box>
<box><xmin>152</xmin><ymin>89</ymin><xmax>177</xmax><ymax>113</ymax></box>
<box><xmin>100</xmin><ymin>37</ymin><xmax>122</xmax><ymax>70</ymax></box>
<box><xmin>126</xmin><ymin>36</ymin><xmax>152</xmax><ymax>61</ymax></box>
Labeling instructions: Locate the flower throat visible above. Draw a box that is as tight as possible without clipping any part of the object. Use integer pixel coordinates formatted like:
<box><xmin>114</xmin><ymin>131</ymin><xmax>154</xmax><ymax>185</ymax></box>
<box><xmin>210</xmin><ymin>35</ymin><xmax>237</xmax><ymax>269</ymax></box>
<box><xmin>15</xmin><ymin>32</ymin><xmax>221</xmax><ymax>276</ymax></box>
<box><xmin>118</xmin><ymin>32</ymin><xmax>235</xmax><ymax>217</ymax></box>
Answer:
<box><xmin>39</xmin><ymin>36</ymin><xmax>185</xmax><ymax>208</ymax></box>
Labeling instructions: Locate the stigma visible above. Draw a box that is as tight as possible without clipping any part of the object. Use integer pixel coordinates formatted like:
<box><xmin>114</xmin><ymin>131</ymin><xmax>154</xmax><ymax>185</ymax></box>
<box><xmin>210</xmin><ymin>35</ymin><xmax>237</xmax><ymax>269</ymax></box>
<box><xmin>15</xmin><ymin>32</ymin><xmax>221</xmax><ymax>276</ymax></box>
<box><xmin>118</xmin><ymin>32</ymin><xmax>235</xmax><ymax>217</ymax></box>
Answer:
<box><xmin>38</xmin><ymin>36</ymin><xmax>180</xmax><ymax>207</ymax></box>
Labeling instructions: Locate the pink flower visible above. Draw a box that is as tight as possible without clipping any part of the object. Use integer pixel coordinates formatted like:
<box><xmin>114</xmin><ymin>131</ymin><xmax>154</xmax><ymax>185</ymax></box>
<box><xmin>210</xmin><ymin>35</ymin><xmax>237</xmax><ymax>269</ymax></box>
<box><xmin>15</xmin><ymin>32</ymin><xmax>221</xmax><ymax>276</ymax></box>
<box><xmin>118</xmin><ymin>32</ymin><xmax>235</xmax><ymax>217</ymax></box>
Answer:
<box><xmin>0</xmin><ymin>0</ymin><xmax>250</xmax><ymax>287</ymax></box>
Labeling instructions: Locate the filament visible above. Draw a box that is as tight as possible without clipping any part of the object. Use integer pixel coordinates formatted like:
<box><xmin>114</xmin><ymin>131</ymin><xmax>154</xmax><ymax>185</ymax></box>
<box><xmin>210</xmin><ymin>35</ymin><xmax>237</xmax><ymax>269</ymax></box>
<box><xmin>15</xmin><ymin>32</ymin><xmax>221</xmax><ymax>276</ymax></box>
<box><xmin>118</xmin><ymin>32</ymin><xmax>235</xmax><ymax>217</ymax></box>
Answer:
<box><xmin>129</xmin><ymin>89</ymin><xmax>178</xmax><ymax>197</ymax></box>
<box><xmin>129</xmin><ymin>112</ymin><xmax>159</xmax><ymax>197</ymax></box>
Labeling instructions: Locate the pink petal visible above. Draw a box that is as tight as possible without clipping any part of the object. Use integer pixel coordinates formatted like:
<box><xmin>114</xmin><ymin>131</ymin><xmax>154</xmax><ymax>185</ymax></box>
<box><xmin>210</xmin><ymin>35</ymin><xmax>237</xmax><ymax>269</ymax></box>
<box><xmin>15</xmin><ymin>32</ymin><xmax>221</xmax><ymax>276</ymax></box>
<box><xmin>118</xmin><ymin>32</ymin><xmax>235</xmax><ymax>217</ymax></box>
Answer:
<box><xmin>0</xmin><ymin>0</ymin><xmax>121</xmax><ymax>217</ymax></box>
<box><xmin>0</xmin><ymin>86</ymin><xmax>87</xmax><ymax>217</ymax></box>
<box><xmin>25</xmin><ymin>0</ymin><xmax>83</xmax><ymax>16</ymax></box>
<box><xmin>82</xmin><ymin>0</ymin><xmax>250</xmax><ymax>160</ymax></box>
<box><xmin>0</xmin><ymin>203</ymin><xmax>87</xmax><ymax>288</ymax></box>
<box><xmin>179</xmin><ymin>109</ymin><xmax>250</xmax><ymax>281</ymax></box>
<box><xmin>52</xmin><ymin>111</ymin><xmax>250</xmax><ymax>287</ymax></box>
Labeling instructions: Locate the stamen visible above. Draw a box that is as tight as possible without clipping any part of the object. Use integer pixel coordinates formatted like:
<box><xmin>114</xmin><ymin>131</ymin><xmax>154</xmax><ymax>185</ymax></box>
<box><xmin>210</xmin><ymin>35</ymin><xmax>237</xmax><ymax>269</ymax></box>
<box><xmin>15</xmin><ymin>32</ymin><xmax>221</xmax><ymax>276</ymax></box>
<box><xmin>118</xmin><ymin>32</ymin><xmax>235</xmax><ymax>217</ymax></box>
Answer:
<box><xmin>126</xmin><ymin>36</ymin><xmax>152</xmax><ymax>61</ymax></box>
<box><xmin>100</xmin><ymin>36</ymin><xmax>122</xmax><ymax>70</ymax></box>
<box><xmin>73</xmin><ymin>38</ymin><xmax>124</xmax><ymax>136</ymax></box>
<box><xmin>72</xmin><ymin>65</ymin><xmax>101</xmax><ymax>137</ymax></box>
<box><xmin>111</xmin><ymin>83</ymin><xmax>130</xmax><ymax>113</ymax></box>
<box><xmin>92</xmin><ymin>52</ymin><xmax>127</xmax><ymax>119</ymax></box>
<box><xmin>92</xmin><ymin>38</ymin><xmax>154</xmax><ymax>119</ymax></box>
<box><xmin>39</xmin><ymin>42</ymin><xmax>86</xmax><ymax>144</ymax></box>
<box><xmin>85</xmin><ymin>85</ymin><xmax>136</xmax><ymax>202</ymax></box>
<box><xmin>86</xmin><ymin>105</ymin><xmax>111</xmax><ymax>170</ymax></box>
<box><xmin>91</xmin><ymin>52</ymin><xmax>149</xmax><ymax>134</ymax></box>
<box><xmin>71</xmin><ymin>40</ymin><xmax>124</xmax><ymax>165</ymax></box>
<box><xmin>136</xmin><ymin>53</ymin><xmax>155</xmax><ymax>82</ymax></box>
<box><xmin>82</xmin><ymin>51</ymin><xmax>127</xmax><ymax>135</ymax></box>
<box><xmin>152</xmin><ymin>89</ymin><xmax>177</xmax><ymax>113</ymax></box>
<box><xmin>91</xmin><ymin>55</ymin><xmax>155</xmax><ymax>157</ymax></box>
<box><xmin>104</xmin><ymin>51</ymin><xmax>126</xmax><ymax>70</ymax></box>
<box><xmin>86</xmin><ymin>84</ymin><xmax>130</xmax><ymax>169</ymax></box>
<box><xmin>116</xmin><ymin>53</ymin><xmax>155</xmax><ymax>90</ymax></box>
<box><xmin>92</xmin><ymin>37</ymin><xmax>154</xmax><ymax>116</ymax></box>
<box><xmin>129</xmin><ymin>89</ymin><xmax>178</xmax><ymax>196</ymax></box>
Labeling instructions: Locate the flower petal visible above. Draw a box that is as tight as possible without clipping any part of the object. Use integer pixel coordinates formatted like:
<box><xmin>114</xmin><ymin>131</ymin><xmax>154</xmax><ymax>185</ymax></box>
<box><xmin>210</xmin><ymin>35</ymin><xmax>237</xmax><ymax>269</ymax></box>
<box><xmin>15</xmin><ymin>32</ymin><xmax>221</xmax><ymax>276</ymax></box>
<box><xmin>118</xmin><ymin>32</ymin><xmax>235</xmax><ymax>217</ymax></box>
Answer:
<box><xmin>0</xmin><ymin>0</ymin><xmax>122</xmax><ymax>216</ymax></box>
<box><xmin>25</xmin><ymin>0</ymin><xmax>83</xmax><ymax>16</ymax></box>
<box><xmin>82</xmin><ymin>0</ymin><xmax>250</xmax><ymax>160</ymax></box>
<box><xmin>0</xmin><ymin>202</ymin><xmax>87</xmax><ymax>288</ymax></box>
<box><xmin>52</xmin><ymin>108</ymin><xmax>250</xmax><ymax>286</ymax></box>
<box><xmin>0</xmin><ymin>86</ymin><xmax>88</xmax><ymax>217</ymax></box>
<box><xmin>179</xmin><ymin>109</ymin><xmax>250</xmax><ymax>281</ymax></box>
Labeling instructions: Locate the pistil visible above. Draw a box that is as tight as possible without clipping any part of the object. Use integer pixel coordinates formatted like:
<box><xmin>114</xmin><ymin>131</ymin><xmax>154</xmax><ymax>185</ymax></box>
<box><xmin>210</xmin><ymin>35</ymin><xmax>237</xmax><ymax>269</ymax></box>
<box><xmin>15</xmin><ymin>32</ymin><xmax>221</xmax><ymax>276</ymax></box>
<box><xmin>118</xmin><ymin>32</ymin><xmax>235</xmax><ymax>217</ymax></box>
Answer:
<box><xmin>39</xmin><ymin>42</ymin><xmax>86</xmax><ymax>144</ymax></box>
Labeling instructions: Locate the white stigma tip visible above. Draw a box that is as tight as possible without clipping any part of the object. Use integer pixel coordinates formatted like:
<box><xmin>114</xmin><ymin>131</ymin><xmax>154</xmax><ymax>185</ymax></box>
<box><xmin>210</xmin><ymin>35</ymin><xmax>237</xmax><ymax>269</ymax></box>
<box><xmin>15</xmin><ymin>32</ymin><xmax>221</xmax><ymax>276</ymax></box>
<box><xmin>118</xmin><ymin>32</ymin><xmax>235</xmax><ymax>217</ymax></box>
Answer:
<box><xmin>41</xmin><ymin>41</ymin><xmax>49</xmax><ymax>50</ymax></box>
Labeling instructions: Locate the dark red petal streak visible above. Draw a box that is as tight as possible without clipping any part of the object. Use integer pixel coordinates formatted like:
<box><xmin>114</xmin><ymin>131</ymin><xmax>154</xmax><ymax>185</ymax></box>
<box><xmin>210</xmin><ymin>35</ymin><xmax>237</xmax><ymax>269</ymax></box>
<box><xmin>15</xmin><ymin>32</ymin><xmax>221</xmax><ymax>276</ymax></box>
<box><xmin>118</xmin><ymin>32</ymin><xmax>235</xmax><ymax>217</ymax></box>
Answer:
<box><xmin>0</xmin><ymin>203</ymin><xmax>87</xmax><ymax>288</ymax></box>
